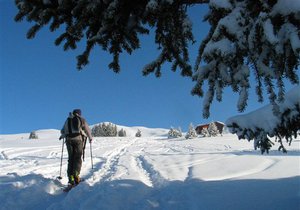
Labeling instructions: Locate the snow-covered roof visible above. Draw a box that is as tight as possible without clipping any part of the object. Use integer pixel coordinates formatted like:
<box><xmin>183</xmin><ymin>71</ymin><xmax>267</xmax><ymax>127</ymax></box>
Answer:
<box><xmin>196</xmin><ymin>121</ymin><xmax>225</xmax><ymax>127</ymax></box>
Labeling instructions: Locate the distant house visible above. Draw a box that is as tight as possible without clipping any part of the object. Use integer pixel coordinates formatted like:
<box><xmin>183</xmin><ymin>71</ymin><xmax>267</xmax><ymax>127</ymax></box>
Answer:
<box><xmin>195</xmin><ymin>121</ymin><xmax>225</xmax><ymax>135</ymax></box>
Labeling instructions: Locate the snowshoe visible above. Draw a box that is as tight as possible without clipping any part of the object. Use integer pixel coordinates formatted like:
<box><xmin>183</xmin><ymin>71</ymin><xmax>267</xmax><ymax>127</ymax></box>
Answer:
<box><xmin>63</xmin><ymin>178</ymin><xmax>84</xmax><ymax>192</ymax></box>
<box><xmin>63</xmin><ymin>184</ymin><xmax>74</xmax><ymax>192</ymax></box>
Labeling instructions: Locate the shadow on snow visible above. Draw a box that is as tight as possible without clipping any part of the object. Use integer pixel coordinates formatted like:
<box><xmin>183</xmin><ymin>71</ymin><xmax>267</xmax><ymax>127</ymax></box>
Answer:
<box><xmin>1</xmin><ymin>173</ymin><xmax>299</xmax><ymax>210</ymax></box>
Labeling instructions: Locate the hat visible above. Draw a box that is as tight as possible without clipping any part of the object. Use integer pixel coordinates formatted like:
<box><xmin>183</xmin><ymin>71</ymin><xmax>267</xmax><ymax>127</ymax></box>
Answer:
<box><xmin>73</xmin><ymin>109</ymin><xmax>82</xmax><ymax>116</ymax></box>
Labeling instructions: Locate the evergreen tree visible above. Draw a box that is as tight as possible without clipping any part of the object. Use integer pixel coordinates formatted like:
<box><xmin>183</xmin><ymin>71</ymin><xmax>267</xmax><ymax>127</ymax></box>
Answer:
<box><xmin>92</xmin><ymin>122</ymin><xmax>117</xmax><ymax>137</ymax></box>
<box><xmin>91</xmin><ymin>124</ymin><xmax>100</xmax><ymax>137</ymax></box>
<box><xmin>14</xmin><ymin>0</ymin><xmax>299</xmax><ymax>117</ymax></box>
<box><xmin>135</xmin><ymin>129</ymin><xmax>142</xmax><ymax>137</ymax></box>
<box><xmin>185</xmin><ymin>123</ymin><xmax>197</xmax><ymax>139</ymax></box>
<box><xmin>191</xmin><ymin>0</ymin><xmax>299</xmax><ymax>118</ymax></box>
<box><xmin>168</xmin><ymin>127</ymin><xmax>182</xmax><ymax>139</ymax></box>
<box><xmin>118</xmin><ymin>128</ymin><xmax>127</xmax><ymax>137</ymax></box>
<box><xmin>201</xmin><ymin>127</ymin><xmax>209</xmax><ymax>137</ymax></box>
<box><xmin>29</xmin><ymin>131</ymin><xmax>38</xmax><ymax>139</ymax></box>
<box><xmin>208</xmin><ymin>122</ymin><xmax>219</xmax><ymax>137</ymax></box>
<box><xmin>106</xmin><ymin>123</ymin><xmax>118</xmax><ymax>137</ymax></box>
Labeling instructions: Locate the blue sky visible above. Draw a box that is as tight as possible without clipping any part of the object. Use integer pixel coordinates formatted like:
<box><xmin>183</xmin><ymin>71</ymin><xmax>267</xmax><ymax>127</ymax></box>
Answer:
<box><xmin>0</xmin><ymin>1</ymin><xmax>297</xmax><ymax>134</ymax></box>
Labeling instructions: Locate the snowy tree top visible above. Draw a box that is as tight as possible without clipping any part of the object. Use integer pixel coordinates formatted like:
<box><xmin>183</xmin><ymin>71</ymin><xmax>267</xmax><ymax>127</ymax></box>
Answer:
<box><xmin>272</xmin><ymin>0</ymin><xmax>300</xmax><ymax>15</ymax></box>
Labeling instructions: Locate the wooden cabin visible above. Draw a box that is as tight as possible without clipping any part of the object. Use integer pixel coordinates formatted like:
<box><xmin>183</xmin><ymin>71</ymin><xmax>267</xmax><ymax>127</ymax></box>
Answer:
<box><xmin>195</xmin><ymin>121</ymin><xmax>225</xmax><ymax>134</ymax></box>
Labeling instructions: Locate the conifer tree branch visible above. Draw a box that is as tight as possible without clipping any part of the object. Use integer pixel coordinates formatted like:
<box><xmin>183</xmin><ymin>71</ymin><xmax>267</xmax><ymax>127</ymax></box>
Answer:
<box><xmin>14</xmin><ymin>0</ymin><xmax>299</xmax><ymax>119</ymax></box>
<box><xmin>181</xmin><ymin>0</ymin><xmax>209</xmax><ymax>4</ymax></box>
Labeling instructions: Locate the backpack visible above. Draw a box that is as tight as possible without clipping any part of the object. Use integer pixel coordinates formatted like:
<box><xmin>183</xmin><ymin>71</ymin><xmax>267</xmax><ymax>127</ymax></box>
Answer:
<box><xmin>63</xmin><ymin>113</ymin><xmax>83</xmax><ymax>137</ymax></box>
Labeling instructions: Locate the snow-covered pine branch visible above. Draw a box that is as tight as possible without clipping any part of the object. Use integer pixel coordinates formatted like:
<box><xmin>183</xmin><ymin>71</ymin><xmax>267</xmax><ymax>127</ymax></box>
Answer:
<box><xmin>15</xmin><ymin>0</ymin><xmax>299</xmax><ymax>118</ymax></box>
<box><xmin>226</xmin><ymin>86</ymin><xmax>300</xmax><ymax>154</ymax></box>
<box><xmin>192</xmin><ymin>0</ymin><xmax>299</xmax><ymax>118</ymax></box>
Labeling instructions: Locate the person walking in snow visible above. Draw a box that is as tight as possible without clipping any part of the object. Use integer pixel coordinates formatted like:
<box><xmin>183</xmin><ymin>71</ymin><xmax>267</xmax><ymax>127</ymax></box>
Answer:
<box><xmin>60</xmin><ymin>109</ymin><xmax>93</xmax><ymax>186</ymax></box>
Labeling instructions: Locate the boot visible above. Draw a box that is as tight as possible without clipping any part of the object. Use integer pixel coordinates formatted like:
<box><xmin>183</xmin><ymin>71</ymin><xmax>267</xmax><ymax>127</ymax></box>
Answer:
<box><xmin>74</xmin><ymin>176</ymin><xmax>80</xmax><ymax>185</ymax></box>
<box><xmin>68</xmin><ymin>175</ymin><xmax>75</xmax><ymax>185</ymax></box>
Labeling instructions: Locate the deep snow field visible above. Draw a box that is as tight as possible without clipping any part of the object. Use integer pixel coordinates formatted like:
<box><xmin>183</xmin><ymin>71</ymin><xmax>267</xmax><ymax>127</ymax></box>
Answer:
<box><xmin>0</xmin><ymin>126</ymin><xmax>299</xmax><ymax>210</ymax></box>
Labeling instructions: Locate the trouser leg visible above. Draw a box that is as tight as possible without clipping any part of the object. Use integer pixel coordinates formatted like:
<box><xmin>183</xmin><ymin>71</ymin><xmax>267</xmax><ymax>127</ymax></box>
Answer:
<box><xmin>66</xmin><ymin>139</ymin><xmax>83</xmax><ymax>183</ymax></box>
<box><xmin>73</xmin><ymin>140</ymin><xmax>83</xmax><ymax>177</ymax></box>
<box><xmin>66</xmin><ymin>141</ymin><xmax>74</xmax><ymax>180</ymax></box>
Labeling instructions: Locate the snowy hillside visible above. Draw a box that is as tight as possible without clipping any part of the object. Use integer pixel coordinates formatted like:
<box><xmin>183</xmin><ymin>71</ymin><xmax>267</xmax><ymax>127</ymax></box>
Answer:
<box><xmin>0</xmin><ymin>127</ymin><xmax>299</xmax><ymax>210</ymax></box>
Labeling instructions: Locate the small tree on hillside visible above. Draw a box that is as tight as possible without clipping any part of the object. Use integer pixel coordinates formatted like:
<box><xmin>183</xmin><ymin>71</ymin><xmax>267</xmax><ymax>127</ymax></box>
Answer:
<box><xmin>135</xmin><ymin>129</ymin><xmax>142</xmax><ymax>137</ymax></box>
<box><xmin>168</xmin><ymin>127</ymin><xmax>182</xmax><ymax>139</ymax></box>
<box><xmin>185</xmin><ymin>123</ymin><xmax>197</xmax><ymax>139</ymax></box>
<box><xmin>103</xmin><ymin>123</ymin><xmax>117</xmax><ymax>136</ymax></box>
<box><xmin>118</xmin><ymin>128</ymin><xmax>127</xmax><ymax>137</ymax></box>
<box><xmin>201</xmin><ymin>127</ymin><xmax>210</xmax><ymax>137</ymax></box>
<box><xmin>91</xmin><ymin>124</ymin><xmax>100</xmax><ymax>137</ymax></box>
<box><xmin>92</xmin><ymin>123</ymin><xmax>118</xmax><ymax>137</ymax></box>
<box><xmin>208</xmin><ymin>122</ymin><xmax>219</xmax><ymax>137</ymax></box>
<box><xmin>29</xmin><ymin>131</ymin><xmax>38</xmax><ymax>139</ymax></box>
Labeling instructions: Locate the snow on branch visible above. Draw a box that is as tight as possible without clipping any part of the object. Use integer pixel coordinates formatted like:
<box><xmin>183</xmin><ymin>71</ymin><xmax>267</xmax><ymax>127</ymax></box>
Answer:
<box><xmin>14</xmin><ymin>0</ymin><xmax>299</xmax><ymax>118</ymax></box>
<box><xmin>181</xmin><ymin>0</ymin><xmax>209</xmax><ymax>4</ymax></box>
<box><xmin>193</xmin><ymin>0</ymin><xmax>299</xmax><ymax>118</ymax></box>
<box><xmin>226</xmin><ymin>86</ymin><xmax>300</xmax><ymax>154</ymax></box>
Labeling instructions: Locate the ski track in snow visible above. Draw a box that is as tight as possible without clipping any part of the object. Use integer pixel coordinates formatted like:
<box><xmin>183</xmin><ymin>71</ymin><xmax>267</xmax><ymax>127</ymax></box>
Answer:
<box><xmin>86</xmin><ymin>138</ymin><xmax>139</xmax><ymax>185</ymax></box>
<box><xmin>0</xmin><ymin>137</ymin><xmax>293</xmax><ymax>185</ymax></box>
<box><xmin>0</xmin><ymin>145</ymin><xmax>66</xmax><ymax>178</ymax></box>
<box><xmin>1</xmin><ymin>133</ymin><xmax>299</xmax><ymax>210</ymax></box>
<box><xmin>132</xmin><ymin>155</ymin><xmax>167</xmax><ymax>188</ymax></box>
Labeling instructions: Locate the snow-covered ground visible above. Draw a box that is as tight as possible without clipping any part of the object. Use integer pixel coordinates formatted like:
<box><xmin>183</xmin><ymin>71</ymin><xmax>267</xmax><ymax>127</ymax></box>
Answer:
<box><xmin>0</xmin><ymin>127</ymin><xmax>299</xmax><ymax>210</ymax></box>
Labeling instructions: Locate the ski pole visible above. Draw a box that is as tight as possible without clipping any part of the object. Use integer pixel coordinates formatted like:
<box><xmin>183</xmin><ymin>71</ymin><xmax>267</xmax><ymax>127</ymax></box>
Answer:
<box><xmin>82</xmin><ymin>136</ymin><xmax>87</xmax><ymax>161</ymax></box>
<box><xmin>90</xmin><ymin>140</ymin><xmax>94</xmax><ymax>169</ymax></box>
<box><xmin>57</xmin><ymin>138</ymin><xmax>64</xmax><ymax>179</ymax></box>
